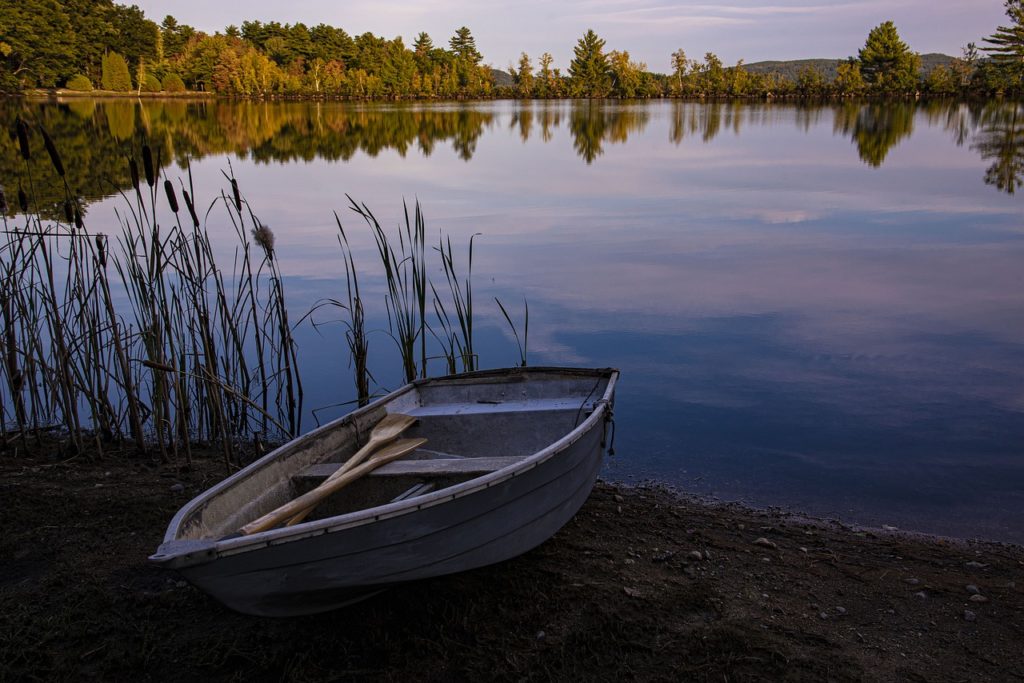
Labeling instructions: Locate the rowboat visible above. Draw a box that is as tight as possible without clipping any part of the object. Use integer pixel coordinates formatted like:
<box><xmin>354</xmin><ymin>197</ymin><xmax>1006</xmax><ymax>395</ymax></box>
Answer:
<box><xmin>150</xmin><ymin>367</ymin><xmax>619</xmax><ymax>616</ymax></box>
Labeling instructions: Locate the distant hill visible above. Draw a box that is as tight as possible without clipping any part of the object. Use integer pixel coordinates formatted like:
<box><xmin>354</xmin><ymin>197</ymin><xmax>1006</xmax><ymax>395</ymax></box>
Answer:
<box><xmin>490</xmin><ymin>68</ymin><xmax>514</xmax><ymax>88</ymax></box>
<box><xmin>744</xmin><ymin>53</ymin><xmax>959</xmax><ymax>81</ymax></box>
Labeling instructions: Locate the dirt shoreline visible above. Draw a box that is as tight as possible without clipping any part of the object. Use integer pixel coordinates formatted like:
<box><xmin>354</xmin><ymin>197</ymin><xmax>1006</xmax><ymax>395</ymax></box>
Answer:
<box><xmin>1</xmin><ymin>451</ymin><xmax>1022</xmax><ymax>682</ymax></box>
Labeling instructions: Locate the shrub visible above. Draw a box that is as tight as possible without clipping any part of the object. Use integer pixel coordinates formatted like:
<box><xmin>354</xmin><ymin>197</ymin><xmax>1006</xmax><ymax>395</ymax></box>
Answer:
<box><xmin>101</xmin><ymin>52</ymin><xmax>132</xmax><ymax>92</ymax></box>
<box><xmin>66</xmin><ymin>74</ymin><xmax>93</xmax><ymax>92</ymax></box>
<box><xmin>162</xmin><ymin>73</ymin><xmax>186</xmax><ymax>93</ymax></box>
<box><xmin>141</xmin><ymin>73</ymin><xmax>162</xmax><ymax>93</ymax></box>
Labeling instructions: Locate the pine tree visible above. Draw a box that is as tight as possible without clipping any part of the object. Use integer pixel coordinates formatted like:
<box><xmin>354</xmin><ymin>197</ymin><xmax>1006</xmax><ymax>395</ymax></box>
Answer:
<box><xmin>413</xmin><ymin>32</ymin><xmax>433</xmax><ymax>56</ymax></box>
<box><xmin>982</xmin><ymin>1</ymin><xmax>1024</xmax><ymax>89</ymax></box>
<box><xmin>449</xmin><ymin>27</ymin><xmax>481</xmax><ymax>64</ymax></box>
<box><xmin>858</xmin><ymin>21</ymin><xmax>921</xmax><ymax>92</ymax></box>
<box><xmin>569</xmin><ymin>29</ymin><xmax>611</xmax><ymax>98</ymax></box>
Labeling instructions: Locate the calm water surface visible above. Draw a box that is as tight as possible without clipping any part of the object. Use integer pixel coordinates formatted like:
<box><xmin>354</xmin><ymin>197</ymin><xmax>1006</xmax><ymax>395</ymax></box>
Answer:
<box><xmin>5</xmin><ymin>98</ymin><xmax>1024</xmax><ymax>542</ymax></box>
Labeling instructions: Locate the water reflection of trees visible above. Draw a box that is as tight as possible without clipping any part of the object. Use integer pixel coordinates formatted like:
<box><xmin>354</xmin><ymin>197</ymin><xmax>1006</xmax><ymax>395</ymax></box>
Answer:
<box><xmin>0</xmin><ymin>100</ymin><xmax>499</xmax><ymax>215</ymax></box>
<box><xmin>4</xmin><ymin>99</ymin><xmax>1022</xmax><ymax>215</ymax></box>
<box><xmin>569</xmin><ymin>101</ymin><xmax>650</xmax><ymax>163</ymax></box>
<box><xmin>971</xmin><ymin>102</ymin><xmax>1024</xmax><ymax>195</ymax></box>
<box><xmin>832</xmin><ymin>102</ymin><xmax>915</xmax><ymax>167</ymax></box>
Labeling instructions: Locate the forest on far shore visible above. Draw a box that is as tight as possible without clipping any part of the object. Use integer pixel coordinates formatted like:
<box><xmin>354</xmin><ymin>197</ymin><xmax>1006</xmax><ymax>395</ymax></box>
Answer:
<box><xmin>2</xmin><ymin>0</ymin><xmax>1024</xmax><ymax>99</ymax></box>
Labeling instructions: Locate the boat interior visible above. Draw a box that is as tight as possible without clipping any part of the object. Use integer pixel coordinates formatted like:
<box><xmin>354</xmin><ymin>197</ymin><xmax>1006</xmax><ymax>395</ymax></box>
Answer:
<box><xmin>176</xmin><ymin>371</ymin><xmax>610</xmax><ymax>540</ymax></box>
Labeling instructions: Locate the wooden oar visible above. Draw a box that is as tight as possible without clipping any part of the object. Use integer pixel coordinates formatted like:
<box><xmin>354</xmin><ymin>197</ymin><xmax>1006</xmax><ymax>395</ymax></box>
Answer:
<box><xmin>240</xmin><ymin>437</ymin><xmax>427</xmax><ymax>536</ymax></box>
<box><xmin>333</xmin><ymin>413</ymin><xmax>417</xmax><ymax>480</ymax></box>
<box><xmin>283</xmin><ymin>412</ymin><xmax>417</xmax><ymax>527</ymax></box>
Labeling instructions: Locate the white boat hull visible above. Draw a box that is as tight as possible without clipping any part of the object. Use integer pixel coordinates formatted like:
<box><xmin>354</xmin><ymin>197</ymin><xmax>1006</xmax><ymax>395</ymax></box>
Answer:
<box><xmin>151</xmin><ymin>367</ymin><xmax>617</xmax><ymax>617</ymax></box>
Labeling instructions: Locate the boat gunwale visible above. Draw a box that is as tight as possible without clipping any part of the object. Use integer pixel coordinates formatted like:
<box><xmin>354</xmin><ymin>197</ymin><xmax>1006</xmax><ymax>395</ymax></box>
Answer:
<box><xmin>152</xmin><ymin>367</ymin><xmax>618</xmax><ymax>567</ymax></box>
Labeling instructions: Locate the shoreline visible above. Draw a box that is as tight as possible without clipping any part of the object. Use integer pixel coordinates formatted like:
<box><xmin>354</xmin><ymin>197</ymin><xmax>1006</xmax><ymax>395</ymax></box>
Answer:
<box><xmin>10</xmin><ymin>89</ymin><xmax>972</xmax><ymax>104</ymax></box>
<box><xmin>614</xmin><ymin>479</ymin><xmax>1024</xmax><ymax>550</ymax></box>
<box><xmin>1</xmin><ymin>450</ymin><xmax>1021</xmax><ymax>681</ymax></box>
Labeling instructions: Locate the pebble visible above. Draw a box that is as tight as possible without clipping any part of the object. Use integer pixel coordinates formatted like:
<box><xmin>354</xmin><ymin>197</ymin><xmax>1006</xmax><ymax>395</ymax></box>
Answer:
<box><xmin>905</xmin><ymin>578</ymin><xmax>921</xmax><ymax>585</ymax></box>
<box><xmin>835</xmin><ymin>606</ymin><xmax>847</xmax><ymax>616</ymax></box>
<box><xmin>964</xmin><ymin>610</ymin><xmax>977</xmax><ymax>622</ymax></box>
<box><xmin>536</xmin><ymin>631</ymin><xmax>546</xmax><ymax>641</ymax></box>
<box><xmin>175</xmin><ymin>581</ymin><xmax>186</xmax><ymax>588</ymax></box>
<box><xmin>170</xmin><ymin>483</ymin><xmax>185</xmax><ymax>493</ymax></box>
<box><xmin>882</xmin><ymin>525</ymin><xmax>898</xmax><ymax>531</ymax></box>
<box><xmin>624</xmin><ymin>558</ymin><xmax>636</xmax><ymax>565</ymax></box>
<box><xmin>687</xmin><ymin>550</ymin><xmax>704</xmax><ymax>562</ymax></box>
<box><xmin>969</xmin><ymin>594</ymin><xmax>989</xmax><ymax>603</ymax></box>
<box><xmin>819</xmin><ymin>611</ymin><xmax>829</xmax><ymax>620</ymax></box>
<box><xmin>913</xmin><ymin>591</ymin><xmax>927</xmax><ymax>600</ymax></box>
<box><xmin>965</xmin><ymin>584</ymin><xmax>980</xmax><ymax>595</ymax></box>
<box><xmin>623</xmin><ymin>587</ymin><xmax>642</xmax><ymax>598</ymax></box>
<box><xmin>752</xmin><ymin>537</ymin><xmax>777</xmax><ymax>550</ymax></box>
<box><xmin>965</xmin><ymin>561</ymin><xmax>987</xmax><ymax>569</ymax></box>
<box><xmin>613</xmin><ymin>494</ymin><xmax>624</xmax><ymax>503</ymax></box>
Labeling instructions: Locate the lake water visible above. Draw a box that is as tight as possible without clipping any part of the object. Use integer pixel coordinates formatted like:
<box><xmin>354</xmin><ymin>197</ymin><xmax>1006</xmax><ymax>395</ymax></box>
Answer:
<box><xmin>4</xmin><ymin>98</ymin><xmax>1023</xmax><ymax>542</ymax></box>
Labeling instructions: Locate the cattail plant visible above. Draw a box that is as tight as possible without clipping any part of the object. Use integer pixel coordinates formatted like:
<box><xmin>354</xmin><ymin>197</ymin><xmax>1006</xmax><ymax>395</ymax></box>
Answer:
<box><xmin>347</xmin><ymin>196</ymin><xmax>427</xmax><ymax>383</ymax></box>
<box><xmin>436</xmin><ymin>232</ymin><xmax>480</xmax><ymax>373</ymax></box>
<box><xmin>495</xmin><ymin>297</ymin><xmax>529</xmax><ymax>367</ymax></box>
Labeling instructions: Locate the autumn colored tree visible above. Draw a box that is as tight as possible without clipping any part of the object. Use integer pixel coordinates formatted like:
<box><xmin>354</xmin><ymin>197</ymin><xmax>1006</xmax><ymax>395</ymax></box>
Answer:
<box><xmin>514</xmin><ymin>53</ymin><xmax>534</xmax><ymax>97</ymax></box>
<box><xmin>795</xmin><ymin>65</ymin><xmax>826</xmax><ymax>96</ymax></box>
<box><xmin>608</xmin><ymin>50</ymin><xmax>643</xmax><ymax>98</ymax></box>
<box><xmin>834</xmin><ymin>58</ymin><xmax>866</xmax><ymax>95</ymax></box>
<box><xmin>670</xmin><ymin>49</ymin><xmax>688</xmax><ymax>95</ymax></box>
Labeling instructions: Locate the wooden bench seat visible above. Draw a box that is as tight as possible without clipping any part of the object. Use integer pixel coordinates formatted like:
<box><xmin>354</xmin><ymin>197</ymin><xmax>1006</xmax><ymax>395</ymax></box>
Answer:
<box><xmin>293</xmin><ymin>456</ymin><xmax>526</xmax><ymax>483</ymax></box>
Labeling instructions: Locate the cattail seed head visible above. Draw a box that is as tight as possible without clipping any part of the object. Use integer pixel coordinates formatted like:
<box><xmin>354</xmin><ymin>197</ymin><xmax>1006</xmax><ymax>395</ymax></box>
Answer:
<box><xmin>129</xmin><ymin>157</ymin><xmax>140</xmax><ymax>192</ymax></box>
<box><xmin>182</xmin><ymin>189</ymin><xmax>200</xmax><ymax>228</ymax></box>
<box><xmin>95</xmin><ymin>234</ymin><xmax>107</xmax><ymax>268</ymax></box>
<box><xmin>231</xmin><ymin>178</ymin><xmax>242</xmax><ymax>212</ymax></box>
<box><xmin>17</xmin><ymin>185</ymin><xmax>28</xmax><ymax>212</ymax></box>
<box><xmin>252</xmin><ymin>223</ymin><xmax>275</xmax><ymax>258</ymax></box>
<box><xmin>63</xmin><ymin>199</ymin><xmax>74</xmax><ymax>224</ymax></box>
<box><xmin>38</xmin><ymin>125</ymin><xmax>64</xmax><ymax>177</ymax></box>
<box><xmin>164</xmin><ymin>180</ymin><xmax>179</xmax><ymax>213</ymax></box>
<box><xmin>15</xmin><ymin>117</ymin><xmax>30</xmax><ymax>161</ymax></box>
<box><xmin>0</xmin><ymin>186</ymin><xmax>7</xmax><ymax>214</ymax></box>
<box><xmin>142</xmin><ymin>144</ymin><xmax>155</xmax><ymax>187</ymax></box>
<box><xmin>74</xmin><ymin>207</ymin><xmax>83</xmax><ymax>230</ymax></box>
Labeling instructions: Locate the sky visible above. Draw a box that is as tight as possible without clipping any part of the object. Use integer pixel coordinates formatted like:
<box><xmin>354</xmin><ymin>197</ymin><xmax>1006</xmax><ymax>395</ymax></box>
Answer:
<box><xmin>130</xmin><ymin>0</ymin><xmax>1007</xmax><ymax>73</ymax></box>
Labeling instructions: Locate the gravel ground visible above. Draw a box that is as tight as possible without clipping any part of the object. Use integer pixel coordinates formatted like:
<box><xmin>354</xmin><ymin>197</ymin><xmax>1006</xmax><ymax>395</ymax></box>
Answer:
<box><xmin>1</xmin><ymin>450</ymin><xmax>1022</xmax><ymax>682</ymax></box>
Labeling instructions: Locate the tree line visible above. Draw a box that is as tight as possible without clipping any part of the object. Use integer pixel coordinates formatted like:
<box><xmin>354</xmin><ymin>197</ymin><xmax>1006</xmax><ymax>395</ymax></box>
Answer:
<box><xmin>2</xmin><ymin>0</ymin><xmax>1023</xmax><ymax>98</ymax></box>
